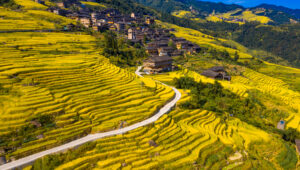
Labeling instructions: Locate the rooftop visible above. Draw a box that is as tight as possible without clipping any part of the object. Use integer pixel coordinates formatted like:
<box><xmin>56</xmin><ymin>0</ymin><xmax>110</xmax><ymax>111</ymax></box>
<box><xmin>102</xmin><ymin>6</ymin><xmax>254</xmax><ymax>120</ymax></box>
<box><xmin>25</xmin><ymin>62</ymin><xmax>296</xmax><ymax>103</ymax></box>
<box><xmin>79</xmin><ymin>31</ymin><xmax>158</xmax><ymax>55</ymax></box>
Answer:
<box><xmin>145</xmin><ymin>56</ymin><xmax>173</xmax><ymax>63</ymax></box>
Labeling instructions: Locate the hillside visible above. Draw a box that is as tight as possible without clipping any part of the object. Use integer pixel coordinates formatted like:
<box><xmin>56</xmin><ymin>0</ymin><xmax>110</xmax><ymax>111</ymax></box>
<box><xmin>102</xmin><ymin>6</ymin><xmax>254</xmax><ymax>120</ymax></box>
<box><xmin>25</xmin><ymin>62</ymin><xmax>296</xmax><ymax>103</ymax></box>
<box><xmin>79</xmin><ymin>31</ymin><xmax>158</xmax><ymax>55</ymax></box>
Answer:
<box><xmin>0</xmin><ymin>2</ymin><xmax>174</xmax><ymax>162</ymax></box>
<box><xmin>256</xmin><ymin>3</ymin><xmax>300</xmax><ymax>19</ymax></box>
<box><xmin>1</xmin><ymin>0</ymin><xmax>300</xmax><ymax>169</ymax></box>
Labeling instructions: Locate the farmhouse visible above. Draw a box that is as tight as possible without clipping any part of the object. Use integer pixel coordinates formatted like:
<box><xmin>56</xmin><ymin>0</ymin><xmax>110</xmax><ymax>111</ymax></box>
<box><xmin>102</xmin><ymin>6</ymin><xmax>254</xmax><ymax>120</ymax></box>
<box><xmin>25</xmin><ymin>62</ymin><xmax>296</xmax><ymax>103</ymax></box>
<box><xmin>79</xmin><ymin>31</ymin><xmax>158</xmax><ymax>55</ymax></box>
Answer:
<box><xmin>201</xmin><ymin>66</ymin><xmax>231</xmax><ymax>81</ymax></box>
<box><xmin>143</xmin><ymin>56</ymin><xmax>173</xmax><ymax>74</ymax></box>
<box><xmin>201</xmin><ymin>70</ymin><xmax>224</xmax><ymax>79</ymax></box>
<box><xmin>79</xmin><ymin>17</ymin><xmax>91</xmax><ymax>28</ymax></box>
<box><xmin>146</xmin><ymin>46</ymin><xmax>158</xmax><ymax>56</ymax></box>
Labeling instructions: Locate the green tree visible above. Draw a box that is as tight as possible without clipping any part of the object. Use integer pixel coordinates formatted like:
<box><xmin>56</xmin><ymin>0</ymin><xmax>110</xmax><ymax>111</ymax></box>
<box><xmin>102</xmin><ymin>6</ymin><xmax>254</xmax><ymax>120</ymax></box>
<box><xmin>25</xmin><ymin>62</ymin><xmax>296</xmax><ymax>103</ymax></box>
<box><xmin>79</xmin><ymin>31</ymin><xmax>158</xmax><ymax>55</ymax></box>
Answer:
<box><xmin>282</xmin><ymin>128</ymin><xmax>300</xmax><ymax>143</ymax></box>
<box><xmin>103</xmin><ymin>31</ymin><xmax>119</xmax><ymax>56</ymax></box>
<box><xmin>234</xmin><ymin>51</ymin><xmax>239</xmax><ymax>61</ymax></box>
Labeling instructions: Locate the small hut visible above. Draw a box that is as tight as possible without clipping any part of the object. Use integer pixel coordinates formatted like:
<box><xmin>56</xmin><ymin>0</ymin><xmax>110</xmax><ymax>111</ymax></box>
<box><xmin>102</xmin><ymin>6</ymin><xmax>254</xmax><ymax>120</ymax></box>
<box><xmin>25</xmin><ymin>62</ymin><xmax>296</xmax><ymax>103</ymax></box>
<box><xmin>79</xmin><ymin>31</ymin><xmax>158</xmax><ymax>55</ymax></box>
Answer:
<box><xmin>201</xmin><ymin>66</ymin><xmax>231</xmax><ymax>81</ymax></box>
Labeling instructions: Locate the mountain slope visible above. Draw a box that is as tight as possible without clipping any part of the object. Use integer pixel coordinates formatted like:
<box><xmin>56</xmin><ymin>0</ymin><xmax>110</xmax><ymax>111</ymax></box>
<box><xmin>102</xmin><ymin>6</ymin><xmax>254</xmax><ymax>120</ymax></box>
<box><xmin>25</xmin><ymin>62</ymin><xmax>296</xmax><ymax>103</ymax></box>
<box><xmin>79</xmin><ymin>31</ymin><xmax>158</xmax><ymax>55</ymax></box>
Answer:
<box><xmin>257</xmin><ymin>3</ymin><xmax>300</xmax><ymax>19</ymax></box>
<box><xmin>135</xmin><ymin>0</ymin><xmax>243</xmax><ymax>14</ymax></box>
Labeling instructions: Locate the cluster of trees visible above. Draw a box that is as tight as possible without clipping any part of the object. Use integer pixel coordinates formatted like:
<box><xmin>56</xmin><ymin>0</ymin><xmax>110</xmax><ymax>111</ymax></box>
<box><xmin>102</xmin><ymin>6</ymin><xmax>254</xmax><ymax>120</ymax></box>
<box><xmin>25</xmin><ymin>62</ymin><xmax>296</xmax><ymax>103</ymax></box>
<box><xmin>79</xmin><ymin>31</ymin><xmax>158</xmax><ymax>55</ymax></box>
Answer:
<box><xmin>235</xmin><ymin>23</ymin><xmax>300</xmax><ymax>68</ymax></box>
<box><xmin>0</xmin><ymin>114</ymin><xmax>56</xmax><ymax>154</ymax></box>
<box><xmin>173</xmin><ymin>77</ymin><xmax>266</xmax><ymax>118</ymax></box>
<box><xmin>97</xmin><ymin>0</ymin><xmax>157</xmax><ymax>15</ymax></box>
<box><xmin>101</xmin><ymin>31</ymin><xmax>148</xmax><ymax>67</ymax></box>
<box><xmin>135</xmin><ymin>0</ymin><xmax>242</xmax><ymax>15</ymax></box>
<box><xmin>279</xmin><ymin>128</ymin><xmax>300</xmax><ymax>143</ymax></box>
<box><xmin>173</xmin><ymin>77</ymin><xmax>293</xmax><ymax>141</ymax></box>
<box><xmin>0</xmin><ymin>0</ymin><xmax>20</xmax><ymax>9</ymax></box>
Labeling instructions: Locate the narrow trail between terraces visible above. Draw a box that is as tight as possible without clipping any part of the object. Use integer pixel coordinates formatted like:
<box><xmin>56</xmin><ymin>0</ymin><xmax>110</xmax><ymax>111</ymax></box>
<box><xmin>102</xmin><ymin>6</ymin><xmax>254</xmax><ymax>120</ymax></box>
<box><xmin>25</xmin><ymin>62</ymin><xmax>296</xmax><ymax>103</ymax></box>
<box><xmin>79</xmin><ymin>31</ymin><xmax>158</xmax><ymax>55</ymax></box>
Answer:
<box><xmin>0</xmin><ymin>66</ymin><xmax>181</xmax><ymax>170</ymax></box>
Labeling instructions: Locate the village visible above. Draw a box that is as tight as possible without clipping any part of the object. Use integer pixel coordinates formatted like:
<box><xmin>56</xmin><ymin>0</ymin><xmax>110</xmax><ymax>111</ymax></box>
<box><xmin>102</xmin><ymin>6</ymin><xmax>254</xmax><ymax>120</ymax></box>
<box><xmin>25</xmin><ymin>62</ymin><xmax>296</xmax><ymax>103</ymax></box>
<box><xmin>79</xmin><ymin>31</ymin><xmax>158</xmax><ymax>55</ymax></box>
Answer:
<box><xmin>45</xmin><ymin>1</ymin><xmax>201</xmax><ymax>72</ymax></box>
<box><xmin>44</xmin><ymin>0</ymin><xmax>231</xmax><ymax>79</ymax></box>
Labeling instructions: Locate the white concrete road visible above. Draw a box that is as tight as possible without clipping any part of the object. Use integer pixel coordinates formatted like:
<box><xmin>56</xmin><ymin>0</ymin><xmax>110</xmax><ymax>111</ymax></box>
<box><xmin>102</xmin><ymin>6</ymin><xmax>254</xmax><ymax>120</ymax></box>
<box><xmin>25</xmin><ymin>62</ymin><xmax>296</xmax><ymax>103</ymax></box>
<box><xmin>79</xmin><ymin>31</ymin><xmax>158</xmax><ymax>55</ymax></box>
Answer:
<box><xmin>0</xmin><ymin>66</ymin><xmax>181</xmax><ymax>170</ymax></box>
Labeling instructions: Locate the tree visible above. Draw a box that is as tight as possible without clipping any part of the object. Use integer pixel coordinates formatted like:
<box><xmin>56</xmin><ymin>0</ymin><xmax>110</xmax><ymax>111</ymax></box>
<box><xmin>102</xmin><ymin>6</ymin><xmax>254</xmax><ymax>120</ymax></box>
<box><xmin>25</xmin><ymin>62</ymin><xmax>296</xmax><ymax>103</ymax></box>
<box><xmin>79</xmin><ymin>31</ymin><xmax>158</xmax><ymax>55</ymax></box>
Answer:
<box><xmin>234</xmin><ymin>51</ymin><xmax>239</xmax><ymax>61</ymax></box>
<box><xmin>222</xmin><ymin>50</ymin><xmax>230</xmax><ymax>60</ymax></box>
<box><xmin>282</xmin><ymin>128</ymin><xmax>300</xmax><ymax>143</ymax></box>
<box><xmin>0</xmin><ymin>0</ymin><xmax>20</xmax><ymax>9</ymax></box>
<box><xmin>168</xmin><ymin>40</ymin><xmax>176</xmax><ymax>49</ymax></box>
<box><xmin>103</xmin><ymin>31</ymin><xmax>119</xmax><ymax>56</ymax></box>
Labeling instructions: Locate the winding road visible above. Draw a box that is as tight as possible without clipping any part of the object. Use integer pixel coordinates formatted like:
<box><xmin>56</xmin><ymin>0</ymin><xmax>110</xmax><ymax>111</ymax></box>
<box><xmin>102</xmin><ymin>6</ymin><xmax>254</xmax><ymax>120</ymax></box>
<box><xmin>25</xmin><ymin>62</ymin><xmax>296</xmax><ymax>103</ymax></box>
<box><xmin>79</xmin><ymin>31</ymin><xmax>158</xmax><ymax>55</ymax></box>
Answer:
<box><xmin>0</xmin><ymin>66</ymin><xmax>181</xmax><ymax>170</ymax></box>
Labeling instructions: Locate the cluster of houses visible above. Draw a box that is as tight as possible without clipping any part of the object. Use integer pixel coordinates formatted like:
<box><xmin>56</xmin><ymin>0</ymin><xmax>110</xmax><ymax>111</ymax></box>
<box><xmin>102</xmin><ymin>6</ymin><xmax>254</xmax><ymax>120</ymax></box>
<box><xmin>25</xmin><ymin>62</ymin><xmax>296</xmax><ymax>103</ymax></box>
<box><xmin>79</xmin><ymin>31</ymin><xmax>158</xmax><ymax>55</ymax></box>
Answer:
<box><xmin>46</xmin><ymin>2</ymin><xmax>151</xmax><ymax>32</ymax></box>
<box><xmin>139</xmin><ymin>30</ymin><xmax>201</xmax><ymax>74</ymax></box>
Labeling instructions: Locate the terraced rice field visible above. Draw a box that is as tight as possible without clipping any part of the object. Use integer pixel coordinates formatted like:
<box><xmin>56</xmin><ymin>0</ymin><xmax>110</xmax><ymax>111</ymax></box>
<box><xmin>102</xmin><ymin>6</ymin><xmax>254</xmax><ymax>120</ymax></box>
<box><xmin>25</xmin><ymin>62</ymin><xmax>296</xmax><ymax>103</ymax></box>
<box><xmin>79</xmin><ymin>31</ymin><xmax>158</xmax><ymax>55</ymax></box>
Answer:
<box><xmin>0</xmin><ymin>32</ymin><xmax>174</xmax><ymax>159</ymax></box>
<box><xmin>14</xmin><ymin>0</ymin><xmax>48</xmax><ymax>9</ymax></box>
<box><xmin>206</xmin><ymin>9</ymin><xmax>272</xmax><ymax>24</ymax></box>
<box><xmin>231</xmin><ymin>67</ymin><xmax>300</xmax><ymax>130</ymax></box>
<box><xmin>33</xmin><ymin>88</ymin><xmax>294</xmax><ymax>169</ymax></box>
<box><xmin>0</xmin><ymin>6</ymin><xmax>74</xmax><ymax>31</ymax></box>
<box><xmin>80</xmin><ymin>1</ymin><xmax>107</xmax><ymax>8</ymax></box>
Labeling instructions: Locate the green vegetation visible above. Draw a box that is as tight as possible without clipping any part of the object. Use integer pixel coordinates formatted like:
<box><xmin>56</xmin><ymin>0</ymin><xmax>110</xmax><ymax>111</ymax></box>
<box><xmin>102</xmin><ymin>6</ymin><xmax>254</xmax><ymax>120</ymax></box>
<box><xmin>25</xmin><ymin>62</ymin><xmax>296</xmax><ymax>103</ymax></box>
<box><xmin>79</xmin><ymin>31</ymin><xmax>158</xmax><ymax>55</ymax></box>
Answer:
<box><xmin>173</xmin><ymin>77</ymin><xmax>287</xmax><ymax>133</ymax></box>
<box><xmin>100</xmin><ymin>31</ymin><xmax>148</xmax><ymax>67</ymax></box>
<box><xmin>235</xmin><ymin>23</ymin><xmax>300</xmax><ymax>68</ymax></box>
<box><xmin>0</xmin><ymin>0</ymin><xmax>20</xmax><ymax>9</ymax></box>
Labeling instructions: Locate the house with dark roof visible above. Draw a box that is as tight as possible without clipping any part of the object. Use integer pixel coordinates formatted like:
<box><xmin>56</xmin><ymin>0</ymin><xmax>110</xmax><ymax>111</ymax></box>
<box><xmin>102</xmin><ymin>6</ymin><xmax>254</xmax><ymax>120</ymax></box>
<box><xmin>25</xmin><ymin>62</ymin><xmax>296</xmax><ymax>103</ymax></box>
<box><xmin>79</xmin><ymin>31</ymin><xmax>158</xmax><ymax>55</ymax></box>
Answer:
<box><xmin>146</xmin><ymin>46</ymin><xmax>158</xmax><ymax>56</ymax></box>
<box><xmin>201</xmin><ymin>70</ymin><xmax>224</xmax><ymax>79</ymax></box>
<box><xmin>158</xmin><ymin>47</ymin><xmax>174</xmax><ymax>56</ymax></box>
<box><xmin>201</xmin><ymin>66</ymin><xmax>231</xmax><ymax>81</ymax></box>
<box><xmin>143</xmin><ymin>56</ymin><xmax>173</xmax><ymax>74</ymax></box>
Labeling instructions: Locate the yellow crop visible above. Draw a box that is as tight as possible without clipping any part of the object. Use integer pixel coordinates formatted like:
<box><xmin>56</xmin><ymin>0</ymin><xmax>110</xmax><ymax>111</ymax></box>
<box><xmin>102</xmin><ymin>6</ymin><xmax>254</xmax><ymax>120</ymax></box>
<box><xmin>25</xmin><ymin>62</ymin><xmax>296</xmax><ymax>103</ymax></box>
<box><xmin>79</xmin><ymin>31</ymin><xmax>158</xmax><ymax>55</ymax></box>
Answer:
<box><xmin>0</xmin><ymin>31</ymin><xmax>174</xmax><ymax>159</ymax></box>
<box><xmin>206</xmin><ymin>9</ymin><xmax>272</xmax><ymax>24</ymax></box>
<box><xmin>80</xmin><ymin>1</ymin><xmax>107</xmax><ymax>8</ymax></box>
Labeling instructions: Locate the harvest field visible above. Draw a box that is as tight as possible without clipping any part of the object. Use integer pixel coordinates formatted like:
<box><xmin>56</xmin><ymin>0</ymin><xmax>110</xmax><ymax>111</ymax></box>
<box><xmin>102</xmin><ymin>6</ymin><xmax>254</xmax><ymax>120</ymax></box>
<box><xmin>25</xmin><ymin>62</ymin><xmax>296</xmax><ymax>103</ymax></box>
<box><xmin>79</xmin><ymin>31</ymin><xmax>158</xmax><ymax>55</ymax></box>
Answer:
<box><xmin>172</xmin><ymin>10</ymin><xmax>194</xmax><ymax>18</ymax></box>
<box><xmin>0</xmin><ymin>6</ymin><xmax>74</xmax><ymax>31</ymax></box>
<box><xmin>0</xmin><ymin>32</ymin><xmax>174</xmax><ymax>160</ymax></box>
<box><xmin>206</xmin><ymin>9</ymin><xmax>272</xmax><ymax>24</ymax></box>
<box><xmin>26</xmin><ymin>74</ymin><xmax>296</xmax><ymax>169</ymax></box>
<box><xmin>80</xmin><ymin>1</ymin><xmax>107</xmax><ymax>8</ymax></box>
